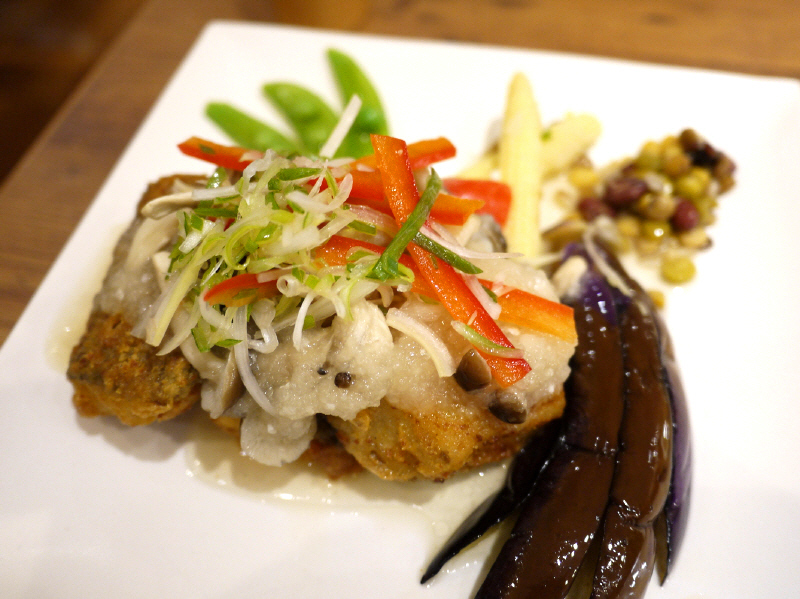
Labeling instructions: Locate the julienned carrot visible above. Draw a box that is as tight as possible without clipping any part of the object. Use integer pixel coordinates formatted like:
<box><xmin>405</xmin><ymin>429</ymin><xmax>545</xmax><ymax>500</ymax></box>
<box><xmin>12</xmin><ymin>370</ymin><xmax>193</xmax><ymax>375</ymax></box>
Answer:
<box><xmin>370</xmin><ymin>134</ymin><xmax>532</xmax><ymax>388</ymax></box>
<box><xmin>314</xmin><ymin>235</ymin><xmax>576</xmax><ymax>344</ymax></box>
<box><xmin>491</xmin><ymin>288</ymin><xmax>577</xmax><ymax>345</ymax></box>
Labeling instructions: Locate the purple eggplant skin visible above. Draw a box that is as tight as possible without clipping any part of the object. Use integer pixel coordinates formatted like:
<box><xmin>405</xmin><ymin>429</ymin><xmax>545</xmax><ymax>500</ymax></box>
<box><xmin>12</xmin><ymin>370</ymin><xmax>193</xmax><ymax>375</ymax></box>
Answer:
<box><xmin>653</xmin><ymin>311</ymin><xmax>692</xmax><ymax>582</ymax></box>
<box><xmin>419</xmin><ymin>420</ymin><xmax>560</xmax><ymax>584</ymax></box>
<box><xmin>589</xmin><ymin>294</ymin><xmax>674</xmax><ymax>598</ymax></box>
<box><xmin>561</xmin><ymin>269</ymin><xmax>625</xmax><ymax>456</ymax></box>
<box><xmin>594</xmin><ymin>242</ymin><xmax>692</xmax><ymax>582</ymax></box>
<box><xmin>472</xmin><ymin>263</ymin><xmax>626</xmax><ymax>599</ymax></box>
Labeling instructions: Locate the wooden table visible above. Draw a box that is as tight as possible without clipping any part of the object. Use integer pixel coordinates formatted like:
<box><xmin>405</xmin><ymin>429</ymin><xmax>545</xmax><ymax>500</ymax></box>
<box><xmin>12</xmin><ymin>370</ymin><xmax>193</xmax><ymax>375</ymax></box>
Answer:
<box><xmin>1</xmin><ymin>0</ymin><xmax>798</xmax><ymax>345</ymax></box>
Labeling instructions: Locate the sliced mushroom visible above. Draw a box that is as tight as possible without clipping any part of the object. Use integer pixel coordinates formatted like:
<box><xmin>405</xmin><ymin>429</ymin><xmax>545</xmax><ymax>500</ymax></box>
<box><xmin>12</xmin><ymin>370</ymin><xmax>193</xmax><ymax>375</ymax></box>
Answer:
<box><xmin>139</xmin><ymin>191</ymin><xmax>198</xmax><ymax>219</ymax></box>
<box><xmin>488</xmin><ymin>391</ymin><xmax>529</xmax><ymax>425</ymax></box>
<box><xmin>201</xmin><ymin>350</ymin><xmax>244</xmax><ymax>419</ymax></box>
<box><xmin>454</xmin><ymin>349</ymin><xmax>492</xmax><ymax>392</ymax></box>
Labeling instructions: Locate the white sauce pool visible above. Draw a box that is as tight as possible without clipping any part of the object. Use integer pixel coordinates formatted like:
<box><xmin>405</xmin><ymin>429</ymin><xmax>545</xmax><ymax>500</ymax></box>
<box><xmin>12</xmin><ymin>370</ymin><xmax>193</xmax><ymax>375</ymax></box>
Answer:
<box><xmin>183</xmin><ymin>409</ymin><xmax>510</xmax><ymax>550</ymax></box>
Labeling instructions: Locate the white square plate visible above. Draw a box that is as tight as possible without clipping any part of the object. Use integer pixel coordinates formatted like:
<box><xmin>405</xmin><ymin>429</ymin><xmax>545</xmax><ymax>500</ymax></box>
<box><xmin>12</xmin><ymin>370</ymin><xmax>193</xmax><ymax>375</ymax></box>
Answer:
<box><xmin>2</xmin><ymin>21</ymin><xmax>800</xmax><ymax>599</ymax></box>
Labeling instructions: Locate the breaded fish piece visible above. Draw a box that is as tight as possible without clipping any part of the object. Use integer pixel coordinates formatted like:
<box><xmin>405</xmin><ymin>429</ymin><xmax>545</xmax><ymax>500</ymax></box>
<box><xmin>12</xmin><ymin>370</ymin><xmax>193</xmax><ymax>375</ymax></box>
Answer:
<box><xmin>68</xmin><ymin>310</ymin><xmax>201</xmax><ymax>425</ymax></box>
<box><xmin>67</xmin><ymin>175</ymin><xmax>204</xmax><ymax>426</ymax></box>
<box><xmin>328</xmin><ymin>391</ymin><xmax>565</xmax><ymax>482</ymax></box>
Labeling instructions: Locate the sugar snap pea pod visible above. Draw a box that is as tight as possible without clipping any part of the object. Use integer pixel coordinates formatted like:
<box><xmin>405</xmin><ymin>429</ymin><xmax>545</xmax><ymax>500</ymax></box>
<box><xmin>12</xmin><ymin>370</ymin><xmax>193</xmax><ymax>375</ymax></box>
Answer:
<box><xmin>419</xmin><ymin>420</ymin><xmax>560</xmax><ymax>584</ymax></box>
<box><xmin>327</xmin><ymin>48</ymin><xmax>389</xmax><ymax>157</ymax></box>
<box><xmin>263</xmin><ymin>83</ymin><xmax>339</xmax><ymax>155</ymax></box>
<box><xmin>589</xmin><ymin>290</ymin><xmax>673</xmax><ymax>598</ymax></box>
<box><xmin>205</xmin><ymin>102</ymin><xmax>300</xmax><ymax>154</ymax></box>
<box><xmin>592</xmin><ymin>242</ymin><xmax>692</xmax><ymax>582</ymax></box>
<box><xmin>473</xmin><ymin>260</ymin><xmax>626</xmax><ymax>599</ymax></box>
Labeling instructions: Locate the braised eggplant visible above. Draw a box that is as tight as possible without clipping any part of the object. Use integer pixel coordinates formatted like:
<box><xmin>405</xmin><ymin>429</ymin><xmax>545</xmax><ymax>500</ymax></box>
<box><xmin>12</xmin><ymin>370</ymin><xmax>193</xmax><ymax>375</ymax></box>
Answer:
<box><xmin>594</xmin><ymin>244</ymin><xmax>693</xmax><ymax>582</ymax></box>
<box><xmin>590</xmin><ymin>285</ymin><xmax>673</xmax><ymax>598</ymax></box>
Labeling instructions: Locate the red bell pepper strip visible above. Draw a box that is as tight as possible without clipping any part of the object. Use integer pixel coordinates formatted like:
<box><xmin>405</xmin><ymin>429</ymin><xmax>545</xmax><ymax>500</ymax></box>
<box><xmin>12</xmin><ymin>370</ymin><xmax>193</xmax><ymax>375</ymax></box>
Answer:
<box><xmin>178</xmin><ymin>137</ymin><xmax>260</xmax><ymax>172</ymax></box>
<box><xmin>370</xmin><ymin>134</ymin><xmax>532</xmax><ymax>388</ymax></box>
<box><xmin>315</xmin><ymin>235</ymin><xmax>576</xmax><ymax>344</ymax></box>
<box><xmin>491</xmin><ymin>287</ymin><xmax>577</xmax><ymax>345</ymax></box>
<box><xmin>203</xmin><ymin>273</ymin><xmax>279</xmax><ymax>307</ymax></box>
<box><xmin>354</xmin><ymin>137</ymin><xmax>456</xmax><ymax>171</ymax></box>
<box><xmin>443</xmin><ymin>178</ymin><xmax>512</xmax><ymax>227</ymax></box>
<box><xmin>346</xmin><ymin>170</ymin><xmax>484</xmax><ymax>225</ymax></box>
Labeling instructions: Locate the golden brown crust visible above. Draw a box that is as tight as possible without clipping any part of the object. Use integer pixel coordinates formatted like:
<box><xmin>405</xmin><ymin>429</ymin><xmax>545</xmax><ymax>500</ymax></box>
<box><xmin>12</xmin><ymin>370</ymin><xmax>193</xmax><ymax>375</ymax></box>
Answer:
<box><xmin>67</xmin><ymin>175</ymin><xmax>207</xmax><ymax>427</ymax></box>
<box><xmin>67</xmin><ymin>310</ymin><xmax>201</xmax><ymax>426</ymax></box>
<box><xmin>328</xmin><ymin>391</ymin><xmax>565</xmax><ymax>481</ymax></box>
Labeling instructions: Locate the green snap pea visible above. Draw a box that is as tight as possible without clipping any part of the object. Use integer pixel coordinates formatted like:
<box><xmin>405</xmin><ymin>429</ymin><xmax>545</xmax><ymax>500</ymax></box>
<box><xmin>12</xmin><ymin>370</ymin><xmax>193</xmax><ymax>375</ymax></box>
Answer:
<box><xmin>205</xmin><ymin>103</ymin><xmax>299</xmax><ymax>154</ymax></box>
<box><xmin>327</xmin><ymin>48</ymin><xmax>389</xmax><ymax>158</ymax></box>
<box><xmin>263</xmin><ymin>83</ymin><xmax>339</xmax><ymax>155</ymax></box>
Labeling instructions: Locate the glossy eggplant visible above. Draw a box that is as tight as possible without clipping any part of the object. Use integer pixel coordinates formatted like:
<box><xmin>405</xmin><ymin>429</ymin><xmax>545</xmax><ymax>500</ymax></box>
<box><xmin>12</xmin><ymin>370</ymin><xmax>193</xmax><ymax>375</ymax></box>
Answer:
<box><xmin>472</xmin><ymin>263</ymin><xmax>626</xmax><ymax>599</ymax></box>
<box><xmin>422</xmin><ymin>266</ymin><xmax>625</xmax><ymax>586</ymax></box>
<box><xmin>595</xmin><ymin>243</ymin><xmax>693</xmax><ymax>583</ymax></box>
<box><xmin>589</xmin><ymin>290</ymin><xmax>673</xmax><ymax>598</ymax></box>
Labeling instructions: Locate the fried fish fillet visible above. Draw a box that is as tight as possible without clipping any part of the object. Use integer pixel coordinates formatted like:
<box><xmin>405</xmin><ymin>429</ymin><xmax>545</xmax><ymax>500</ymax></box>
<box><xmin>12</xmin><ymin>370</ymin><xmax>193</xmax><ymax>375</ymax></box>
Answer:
<box><xmin>328</xmin><ymin>391</ymin><xmax>564</xmax><ymax>482</ymax></box>
<box><xmin>67</xmin><ymin>175</ymin><xmax>204</xmax><ymax>426</ymax></box>
<box><xmin>66</xmin><ymin>174</ymin><xmax>567</xmax><ymax>482</ymax></box>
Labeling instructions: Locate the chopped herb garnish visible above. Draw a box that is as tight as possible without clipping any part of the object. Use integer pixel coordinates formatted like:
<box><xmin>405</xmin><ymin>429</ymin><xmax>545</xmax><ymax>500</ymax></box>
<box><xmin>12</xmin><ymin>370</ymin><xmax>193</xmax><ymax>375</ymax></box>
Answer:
<box><xmin>412</xmin><ymin>232</ymin><xmax>482</xmax><ymax>274</ymax></box>
<box><xmin>277</xmin><ymin>167</ymin><xmax>321</xmax><ymax>181</ymax></box>
<box><xmin>348</xmin><ymin>220</ymin><xmax>377</xmax><ymax>235</ymax></box>
<box><xmin>369</xmin><ymin>169</ymin><xmax>442</xmax><ymax>281</ymax></box>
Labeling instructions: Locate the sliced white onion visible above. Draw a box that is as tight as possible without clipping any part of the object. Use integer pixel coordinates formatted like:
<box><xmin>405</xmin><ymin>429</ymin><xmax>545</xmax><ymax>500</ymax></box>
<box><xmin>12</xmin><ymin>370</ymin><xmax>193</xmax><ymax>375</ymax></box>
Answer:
<box><xmin>232</xmin><ymin>307</ymin><xmax>276</xmax><ymax>415</ymax></box>
<box><xmin>250</xmin><ymin>300</ymin><xmax>279</xmax><ymax>354</ymax></box>
<box><xmin>319</xmin><ymin>95</ymin><xmax>363</xmax><ymax>158</ymax></box>
<box><xmin>463</xmin><ymin>274</ymin><xmax>502</xmax><ymax>319</ymax></box>
<box><xmin>285</xmin><ymin>189</ymin><xmax>334</xmax><ymax>213</ymax></box>
<box><xmin>422</xmin><ymin>223</ymin><xmax>521</xmax><ymax>260</ymax></box>
<box><xmin>345</xmin><ymin>204</ymin><xmax>398</xmax><ymax>235</ymax></box>
<box><xmin>198</xmin><ymin>296</ymin><xmax>227</xmax><ymax>330</ymax></box>
<box><xmin>292</xmin><ymin>293</ymin><xmax>316</xmax><ymax>350</ymax></box>
<box><xmin>328</xmin><ymin>172</ymin><xmax>353</xmax><ymax>211</ymax></box>
<box><xmin>385</xmin><ymin>308</ymin><xmax>456</xmax><ymax>377</ymax></box>
<box><xmin>317</xmin><ymin>211</ymin><xmax>357</xmax><ymax>239</ymax></box>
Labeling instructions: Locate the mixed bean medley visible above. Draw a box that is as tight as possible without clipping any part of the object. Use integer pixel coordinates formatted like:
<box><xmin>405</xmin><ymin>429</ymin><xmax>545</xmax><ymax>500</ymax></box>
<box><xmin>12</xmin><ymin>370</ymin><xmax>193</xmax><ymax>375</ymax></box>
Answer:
<box><xmin>545</xmin><ymin>129</ymin><xmax>736</xmax><ymax>288</ymax></box>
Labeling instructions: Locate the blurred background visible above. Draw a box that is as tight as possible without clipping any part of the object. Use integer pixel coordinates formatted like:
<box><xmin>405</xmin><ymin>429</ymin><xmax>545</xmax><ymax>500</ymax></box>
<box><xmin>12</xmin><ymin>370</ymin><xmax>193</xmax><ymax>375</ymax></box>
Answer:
<box><xmin>0</xmin><ymin>0</ymin><xmax>148</xmax><ymax>182</ymax></box>
<box><xmin>2</xmin><ymin>0</ymin><xmax>799</xmax><ymax>186</ymax></box>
